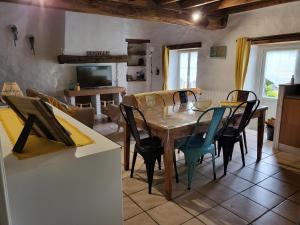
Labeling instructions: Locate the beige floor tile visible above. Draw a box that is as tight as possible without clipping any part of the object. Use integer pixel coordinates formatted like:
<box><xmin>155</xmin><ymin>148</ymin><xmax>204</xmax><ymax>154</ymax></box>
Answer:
<box><xmin>197</xmin><ymin>206</ymin><xmax>248</xmax><ymax>225</ymax></box>
<box><xmin>258</xmin><ymin>177</ymin><xmax>299</xmax><ymax>198</ymax></box>
<box><xmin>154</xmin><ymin>180</ymin><xmax>188</xmax><ymax>199</ymax></box>
<box><xmin>122</xmin><ymin>177</ymin><xmax>148</xmax><ymax>195</ymax></box>
<box><xmin>130</xmin><ymin>187</ymin><xmax>167</xmax><ymax>210</ymax></box>
<box><xmin>174</xmin><ymin>190</ymin><xmax>217</xmax><ymax>216</ymax></box>
<box><xmin>233</xmin><ymin>167</ymin><xmax>269</xmax><ymax>184</ymax></box>
<box><xmin>123</xmin><ymin>197</ymin><xmax>143</xmax><ymax>220</ymax></box>
<box><xmin>217</xmin><ymin>173</ymin><xmax>254</xmax><ymax>192</ymax></box>
<box><xmin>241</xmin><ymin>185</ymin><xmax>284</xmax><ymax>209</ymax></box>
<box><xmin>182</xmin><ymin>218</ymin><xmax>205</xmax><ymax>225</ymax></box>
<box><xmin>197</xmin><ymin>182</ymin><xmax>237</xmax><ymax>203</ymax></box>
<box><xmin>248</xmin><ymin>161</ymin><xmax>281</xmax><ymax>175</ymax></box>
<box><xmin>148</xmin><ymin>201</ymin><xmax>193</xmax><ymax>225</ymax></box>
<box><xmin>272</xmin><ymin>169</ymin><xmax>300</xmax><ymax>187</ymax></box>
<box><xmin>124</xmin><ymin>212</ymin><xmax>157</xmax><ymax>225</ymax></box>
<box><xmin>221</xmin><ymin>194</ymin><xmax>268</xmax><ymax>223</ymax></box>
<box><xmin>252</xmin><ymin>211</ymin><xmax>295</xmax><ymax>225</ymax></box>
<box><xmin>289</xmin><ymin>191</ymin><xmax>300</xmax><ymax>205</ymax></box>
<box><xmin>135</xmin><ymin>168</ymin><xmax>165</xmax><ymax>186</ymax></box>
<box><xmin>272</xmin><ymin>200</ymin><xmax>300</xmax><ymax>223</ymax></box>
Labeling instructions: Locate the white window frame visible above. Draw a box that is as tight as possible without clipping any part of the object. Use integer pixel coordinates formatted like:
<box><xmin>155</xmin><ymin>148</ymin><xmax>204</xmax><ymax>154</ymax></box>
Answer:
<box><xmin>256</xmin><ymin>43</ymin><xmax>300</xmax><ymax>101</ymax></box>
<box><xmin>177</xmin><ymin>50</ymin><xmax>198</xmax><ymax>89</ymax></box>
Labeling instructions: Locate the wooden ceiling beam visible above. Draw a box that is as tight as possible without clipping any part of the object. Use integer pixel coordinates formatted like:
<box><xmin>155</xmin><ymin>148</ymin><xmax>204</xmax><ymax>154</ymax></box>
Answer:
<box><xmin>201</xmin><ymin>0</ymin><xmax>300</xmax><ymax>15</ymax></box>
<box><xmin>180</xmin><ymin>0</ymin><xmax>221</xmax><ymax>9</ymax></box>
<box><xmin>156</xmin><ymin>0</ymin><xmax>180</xmax><ymax>5</ymax></box>
<box><xmin>0</xmin><ymin>0</ymin><xmax>228</xmax><ymax>29</ymax></box>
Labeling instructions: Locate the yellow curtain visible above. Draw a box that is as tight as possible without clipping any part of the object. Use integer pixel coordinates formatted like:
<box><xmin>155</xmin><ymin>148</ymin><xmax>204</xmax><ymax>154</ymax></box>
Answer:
<box><xmin>162</xmin><ymin>45</ymin><xmax>169</xmax><ymax>90</ymax></box>
<box><xmin>235</xmin><ymin>37</ymin><xmax>251</xmax><ymax>90</ymax></box>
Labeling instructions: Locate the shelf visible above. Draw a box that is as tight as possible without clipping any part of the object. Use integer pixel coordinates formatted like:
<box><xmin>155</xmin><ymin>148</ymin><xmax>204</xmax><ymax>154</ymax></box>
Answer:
<box><xmin>127</xmin><ymin>64</ymin><xmax>146</xmax><ymax>67</ymax></box>
<box><xmin>126</xmin><ymin>39</ymin><xmax>150</xmax><ymax>44</ymax></box>
<box><xmin>57</xmin><ymin>54</ymin><xmax>128</xmax><ymax>64</ymax></box>
<box><xmin>128</xmin><ymin>51</ymin><xmax>146</xmax><ymax>56</ymax></box>
<box><xmin>127</xmin><ymin>80</ymin><xmax>146</xmax><ymax>82</ymax></box>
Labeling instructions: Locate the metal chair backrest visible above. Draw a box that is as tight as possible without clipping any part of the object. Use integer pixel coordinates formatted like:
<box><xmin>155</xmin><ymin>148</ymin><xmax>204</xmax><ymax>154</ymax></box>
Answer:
<box><xmin>225</xmin><ymin>99</ymin><xmax>260</xmax><ymax>134</ymax></box>
<box><xmin>173</xmin><ymin>90</ymin><xmax>197</xmax><ymax>104</ymax></box>
<box><xmin>119</xmin><ymin>103</ymin><xmax>152</xmax><ymax>146</ymax></box>
<box><xmin>187</xmin><ymin>107</ymin><xmax>229</xmax><ymax>148</ymax></box>
<box><xmin>226</xmin><ymin>90</ymin><xmax>257</xmax><ymax>102</ymax></box>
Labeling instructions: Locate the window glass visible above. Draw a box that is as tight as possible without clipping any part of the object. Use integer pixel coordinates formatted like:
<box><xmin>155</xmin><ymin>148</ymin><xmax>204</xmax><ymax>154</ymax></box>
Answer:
<box><xmin>263</xmin><ymin>50</ymin><xmax>298</xmax><ymax>98</ymax></box>
<box><xmin>179</xmin><ymin>51</ymin><xmax>198</xmax><ymax>89</ymax></box>
<box><xmin>179</xmin><ymin>52</ymin><xmax>189</xmax><ymax>89</ymax></box>
<box><xmin>189</xmin><ymin>52</ymin><xmax>198</xmax><ymax>88</ymax></box>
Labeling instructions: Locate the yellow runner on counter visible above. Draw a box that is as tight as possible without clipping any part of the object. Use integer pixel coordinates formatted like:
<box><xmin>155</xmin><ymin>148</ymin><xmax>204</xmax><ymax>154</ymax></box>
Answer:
<box><xmin>0</xmin><ymin>108</ymin><xmax>93</xmax><ymax>159</ymax></box>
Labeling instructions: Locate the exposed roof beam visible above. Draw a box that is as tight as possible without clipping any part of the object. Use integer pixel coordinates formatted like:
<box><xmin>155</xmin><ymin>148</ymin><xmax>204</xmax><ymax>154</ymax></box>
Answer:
<box><xmin>180</xmin><ymin>0</ymin><xmax>221</xmax><ymax>9</ymax></box>
<box><xmin>0</xmin><ymin>0</ymin><xmax>227</xmax><ymax>29</ymax></box>
<box><xmin>156</xmin><ymin>0</ymin><xmax>180</xmax><ymax>5</ymax></box>
<box><xmin>202</xmin><ymin>0</ymin><xmax>300</xmax><ymax>14</ymax></box>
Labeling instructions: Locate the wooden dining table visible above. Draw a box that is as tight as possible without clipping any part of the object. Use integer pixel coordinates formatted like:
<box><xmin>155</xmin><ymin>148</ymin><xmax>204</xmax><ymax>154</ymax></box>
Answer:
<box><xmin>123</xmin><ymin>101</ymin><xmax>268</xmax><ymax>200</ymax></box>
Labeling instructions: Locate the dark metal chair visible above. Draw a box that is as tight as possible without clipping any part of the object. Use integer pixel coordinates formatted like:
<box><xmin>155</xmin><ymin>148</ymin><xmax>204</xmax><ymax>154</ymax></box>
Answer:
<box><xmin>172</xmin><ymin>90</ymin><xmax>197</xmax><ymax>104</ymax></box>
<box><xmin>120</xmin><ymin>103</ymin><xmax>179</xmax><ymax>194</ymax></box>
<box><xmin>217</xmin><ymin>99</ymin><xmax>260</xmax><ymax>175</ymax></box>
<box><xmin>226</xmin><ymin>90</ymin><xmax>257</xmax><ymax>154</ymax></box>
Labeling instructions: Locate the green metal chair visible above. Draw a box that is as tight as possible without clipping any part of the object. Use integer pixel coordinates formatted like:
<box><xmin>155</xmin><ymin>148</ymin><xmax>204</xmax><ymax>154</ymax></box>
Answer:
<box><xmin>175</xmin><ymin>107</ymin><xmax>229</xmax><ymax>189</ymax></box>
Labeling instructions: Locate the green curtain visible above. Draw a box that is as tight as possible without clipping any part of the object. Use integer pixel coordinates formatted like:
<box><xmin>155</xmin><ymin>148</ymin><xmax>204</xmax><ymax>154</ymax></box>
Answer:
<box><xmin>162</xmin><ymin>45</ymin><xmax>169</xmax><ymax>90</ymax></box>
<box><xmin>235</xmin><ymin>37</ymin><xmax>251</xmax><ymax>90</ymax></box>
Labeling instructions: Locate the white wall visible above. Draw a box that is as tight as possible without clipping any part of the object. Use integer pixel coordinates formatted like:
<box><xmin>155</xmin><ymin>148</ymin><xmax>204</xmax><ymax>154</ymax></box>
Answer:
<box><xmin>0</xmin><ymin>3</ymin><xmax>66</xmax><ymax>97</ymax></box>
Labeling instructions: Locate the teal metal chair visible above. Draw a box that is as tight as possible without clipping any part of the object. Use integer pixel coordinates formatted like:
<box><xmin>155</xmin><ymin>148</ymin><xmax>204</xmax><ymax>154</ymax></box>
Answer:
<box><xmin>175</xmin><ymin>107</ymin><xmax>229</xmax><ymax>190</ymax></box>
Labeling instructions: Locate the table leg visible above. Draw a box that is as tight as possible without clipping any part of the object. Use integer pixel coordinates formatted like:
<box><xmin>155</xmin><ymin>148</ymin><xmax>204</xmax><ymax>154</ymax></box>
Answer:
<box><xmin>257</xmin><ymin>110</ymin><xmax>266</xmax><ymax>161</ymax></box>
<box><xmin>124</xmin><ymin>123</ymin><xmax>130</xmax><ymax>171</ymax></box>
<box><xmin>164</xmin><ymin>137</ymin><xmax>174</xmax><ymax>200</ymax></box>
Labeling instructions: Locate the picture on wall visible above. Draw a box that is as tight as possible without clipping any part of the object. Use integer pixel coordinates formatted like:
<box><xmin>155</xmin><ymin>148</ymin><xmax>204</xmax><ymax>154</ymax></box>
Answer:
<box><xmin>210</xmin><ymin>46</ymin><xmax>227</xmax><ymax>58</ymax></box>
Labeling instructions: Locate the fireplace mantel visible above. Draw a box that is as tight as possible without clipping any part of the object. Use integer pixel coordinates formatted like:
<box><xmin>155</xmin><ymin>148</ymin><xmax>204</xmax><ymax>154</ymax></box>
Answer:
<box><xmin>57</xmin><ymin>54</ymin><xmax>128</xmax><ymax>64</ymax></box>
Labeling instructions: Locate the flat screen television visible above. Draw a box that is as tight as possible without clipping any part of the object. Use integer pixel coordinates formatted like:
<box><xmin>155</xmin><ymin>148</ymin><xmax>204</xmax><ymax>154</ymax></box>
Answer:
<box><xmin>76</xmin><ymin>66</ymin><xmax>112</xmax><ymax>88</ymax></box>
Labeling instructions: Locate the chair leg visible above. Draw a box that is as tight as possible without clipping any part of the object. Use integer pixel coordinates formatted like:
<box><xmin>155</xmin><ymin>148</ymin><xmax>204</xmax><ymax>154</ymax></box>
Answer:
<box><xmin>243</xmin><ymin>130</ymin><xmax>248</xmax><ymax>154</ymax></box>
<box><xmin>173</xmin><ymin>151</ymin><xmax>179</xmax><ymax>183</ymax></box>
<box><xmin>214</xmin><ymin>141</ymin><xmax>217</xmax><ymax>156</ymax></box>
<box><xmin>239</xmin><ymin>136</ymin><xmax>246</xmax><ymax>167</ymax></box>
<box><xmin>157</xmin><ymin>154</ymin><xmax>162</xmax><ymax>170</ymax></box>
<box><xmin>130</xmin><ymin>150</ymin><xmax>138</xmax><ymax>178</ymax></box>
<box><xmin>211</xmin><ymin>153</ymin><xmax>216</xmax><ymax>180</ymax></box>
<box><xmin>145</xmin><ymin>161</ymin><xmax>155</xmax><ymax>194</ymax></box>
<box><xmin>217</xmin><ymin>141</ymin><xmax>222</xmax><ymax>157</ymax></box>
<box><xmin>200</xmin><ymin>155</ymin><xmax>204</xmax><ymax>164</ymax></box>
<box><xmin>187</xmin><ymin>161</ymin><xmax>196</xmax><ymax>190</ymax></box>
<box><xmin>222</xmin><ymin>142</ymin><xmax>234</xmax><ymax>176</ymax></box>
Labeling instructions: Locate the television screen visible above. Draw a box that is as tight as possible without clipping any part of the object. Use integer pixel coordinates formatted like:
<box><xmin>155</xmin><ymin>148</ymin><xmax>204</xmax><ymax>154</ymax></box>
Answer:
<box><xmin>76</xmin><ymin>66</ymin><xmax>112</xmax><ymax>88</ymax></box>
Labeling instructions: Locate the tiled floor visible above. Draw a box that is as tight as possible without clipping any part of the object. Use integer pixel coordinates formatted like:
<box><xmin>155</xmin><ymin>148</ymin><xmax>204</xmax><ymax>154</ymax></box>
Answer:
<box><xmin>94</xmin><ymin>121</ymin><xmax>300</xmax><ymax>225</ymax></box>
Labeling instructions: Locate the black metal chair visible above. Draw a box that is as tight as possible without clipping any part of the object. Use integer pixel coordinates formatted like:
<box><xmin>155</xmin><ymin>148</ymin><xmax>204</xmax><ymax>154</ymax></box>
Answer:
<box><xmin>120</xmin><ymin>103</ymin><xmax>179</xmax><ymax>194</ymax></box>
<box><xmin>217</xmin><ymin>99</ymin><xmax>260</xmax><ymax>175</ymax></box>
<box><xmin>226</xmin><ymin>90</ymin><xmax>257</xmax><ymax>154</ymax></box>
<box><xmin>172</xmin><ymin>90</ymin><xmax>197</xmax><ymax>104</ymax></box>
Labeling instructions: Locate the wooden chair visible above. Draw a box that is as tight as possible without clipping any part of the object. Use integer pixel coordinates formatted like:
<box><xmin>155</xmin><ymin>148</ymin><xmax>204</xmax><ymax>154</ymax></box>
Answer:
<box><xmin>217</xmin><ymin>100</ymin><xmax>260</xmax><ymax>175</ymax></box>
<box><xmin>119</xmin><ymin>103</ymin><xmax>179</xmax><ymax>194</ymax></box>
<box><xmin>172</xmin><ymin>90</ymin><xmax>197</xmax><ymax>104</ymax></box>
<box><xmin>135</xmin><ymin>94</ymin><xmax>166</xmax><ymax>110</ymax></box>
<box><xmin>226</xmin><ymin>90</ymin><xmax>257</xmax><ymax>154</ymax></box>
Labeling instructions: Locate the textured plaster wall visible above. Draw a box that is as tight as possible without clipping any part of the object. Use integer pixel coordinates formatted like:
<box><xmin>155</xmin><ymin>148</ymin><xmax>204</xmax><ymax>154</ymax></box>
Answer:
<box><xmin>1</xmin><ymin>1</ymin><xmax>300</xmax><ymax>100</ymax></box>
<box><xmin>0</xmin><ymin>3</ymin><xmax>66</xmax><ymax>97</ymax></box>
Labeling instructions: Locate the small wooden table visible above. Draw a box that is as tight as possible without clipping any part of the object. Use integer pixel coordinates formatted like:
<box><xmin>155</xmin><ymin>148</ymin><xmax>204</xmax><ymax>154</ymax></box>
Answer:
<box><xmin>123</xmin><ymin>102</ymin><xmax>268</xmax><ymax>200</ymax></box>
<box><xmin>64</xmin><ymin>87</ymin><xmax>126</xmax><ymax>115</ymax></box>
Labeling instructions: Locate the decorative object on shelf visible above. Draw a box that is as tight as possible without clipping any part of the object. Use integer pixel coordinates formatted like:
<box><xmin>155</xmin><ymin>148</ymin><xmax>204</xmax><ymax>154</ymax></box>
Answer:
<box><xmin>28</xmin><ymin>35</ymin><xmax>35</xmax><ymax>55</ymax></box>
<box><xmin>138</xmin><ymin>58</ymin><xmax>145</xmax><ymax>66</ymax></box>
<box><xmin>86</xmin><ymin>51</ymin><xmax>110</xmax><ymax>56</ymax></box>
<box><xmin>127</xmin><ymin>75</ymin><xmax>133</xmax><ymax>81</ymax></box>
<box><xmin>210</xmin><ymin>45</ymin><xmax>227</xmax><ymax>58</ymax></box>
<box><xmin>75</xmin><ymin>83</ymin><xmax>81</xmax><ymax>91</ymax></box>
<box><xmin>10</xmin><ymin>25</ymin><xmax>18</xmax><ymax>47</ymax></box>
<box><xmin>291</xmin><ymin>75</ymin><xmax>295</xmax><ymax>85</ymax></box>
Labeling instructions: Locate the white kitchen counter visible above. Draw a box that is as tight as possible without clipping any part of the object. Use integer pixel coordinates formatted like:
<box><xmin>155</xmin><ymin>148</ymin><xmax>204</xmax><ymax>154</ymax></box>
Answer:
<box><xmin>0</xmin><ymin>106</ymin><xmax>122</xmax><ymax>225</ymax></box>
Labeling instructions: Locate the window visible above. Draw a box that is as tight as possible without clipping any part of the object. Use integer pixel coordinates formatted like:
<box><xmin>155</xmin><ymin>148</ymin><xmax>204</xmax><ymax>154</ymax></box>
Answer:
<box><xmin>178</xmin><ymin>51</ymin><xmax>198</xmax><ymax>89</ymax></box>
<box><xmin>261</xmin><ymin>48</ymin><xmax>299</xmax><ymax>98</ymax></box>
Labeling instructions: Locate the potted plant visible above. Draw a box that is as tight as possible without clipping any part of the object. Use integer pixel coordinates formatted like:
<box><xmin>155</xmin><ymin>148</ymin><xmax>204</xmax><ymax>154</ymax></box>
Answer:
<box><xmin>265</xmin><ymin>117</ymin><xmax>275</xmax><ymax>141</ymax></box>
